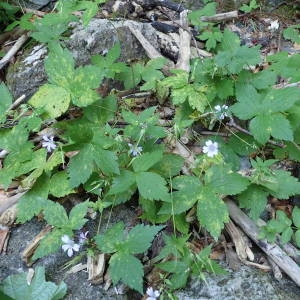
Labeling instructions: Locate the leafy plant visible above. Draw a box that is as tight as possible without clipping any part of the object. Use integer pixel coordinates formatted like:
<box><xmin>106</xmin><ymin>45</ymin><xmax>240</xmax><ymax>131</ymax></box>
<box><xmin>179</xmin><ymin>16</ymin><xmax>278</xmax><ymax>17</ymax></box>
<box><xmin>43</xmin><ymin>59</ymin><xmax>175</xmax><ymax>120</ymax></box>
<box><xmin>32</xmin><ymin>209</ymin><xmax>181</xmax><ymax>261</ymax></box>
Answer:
<box><xmin>95</xmin><ymin>223</ymin><xmax>164</xmax><ymax>293</ymax></box>
<box><xmin>259</xmin><ymin>207</ymin><xmax>300</xmax><ymax>247</ymax></box>
<box><xmin>0</xmin><ymin>267</ymin><xmax>67</xmax><ymax>300</ymax></box>
<box><xmin>239</xmin><ymin>0</ymin><xmax>259</xmax><ymax>13</ymax></box>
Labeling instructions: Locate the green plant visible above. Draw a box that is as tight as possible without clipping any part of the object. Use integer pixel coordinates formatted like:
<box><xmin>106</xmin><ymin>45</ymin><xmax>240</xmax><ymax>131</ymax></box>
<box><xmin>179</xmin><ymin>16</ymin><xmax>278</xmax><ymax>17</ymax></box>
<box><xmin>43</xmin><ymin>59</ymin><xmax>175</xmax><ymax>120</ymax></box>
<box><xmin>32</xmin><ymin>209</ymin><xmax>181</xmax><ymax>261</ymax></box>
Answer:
<box><xmin>1</xmin><ymin>0</ymin><xmax>300</xmax><ymax>296</ymax></box>
<box><xmin>259</xmin><ymin>207</ymin><xmax>300</xmax><ymax>247</ymax></box>
<box><xmin>0</xmin><ymin>267</ymin><xmax>67</xmax><ymax>300</ymax></box>
<box><xmin>239</xmin><ymin>0</ymin><xmax>260</xmax><ymax>13</ymax></box>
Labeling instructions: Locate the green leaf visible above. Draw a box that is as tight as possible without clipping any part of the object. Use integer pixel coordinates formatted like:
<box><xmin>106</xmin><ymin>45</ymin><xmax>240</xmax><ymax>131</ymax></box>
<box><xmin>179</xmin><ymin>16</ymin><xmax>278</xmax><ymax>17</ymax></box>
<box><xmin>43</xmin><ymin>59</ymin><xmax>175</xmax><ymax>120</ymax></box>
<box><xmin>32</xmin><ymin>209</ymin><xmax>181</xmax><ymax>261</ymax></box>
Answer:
<box><xmin>95</xmin><ymin>222</ymin><xmax>125</xmax><ymax>253</ymax></box>
<box><xmin>49</xmin><ymin>171</ymin><xmax>74</xmax><ymax>197</ymax></box>
<box><xmin>205</xmin><ymin>165</ymin><xmax>250</xmax><ymax>195</ymax></box>
<box><xmin>153</xmin><ymin>153</ymin><xmax>184</xmax><ymax>178</ymax></box>
<box><xmin>238</xmin><ymin>185</ymin><xmax>269</xmax><ymax>220</ymax></box>
<box><xmin>283</xmin><ymin>25</ymin><xmax>300</xmax><ymax>44</ymax></box>
<box><xmin>109</xmin><ymin>252</ymin><xmax>143</xmax><ymax>293</ymax></box>
<box><xmin>123</xmin><ymin>224</ymin><xmax>164</xmax><ymax>254</ymax></box>
<box><xmin>0</xmin><ymin>267</ymin><xmax>67</xmax><ymax>300</ymax></box>
<box><xmin>108</xmin><ymin>170</ymin><xmax>136</xmax><ymax>195</ymax></box>
<box><xmin>136</xmin><ymin>172</ymin><xmax>169</xmax><ymax>201</ymax></box>
<box><xmin>132</xmin><ymin>151</ymin><xmax>163</xmax><ymax>173</ymax></box>
<box><xmin>0</xmin><ymin>82</ymin><xmax>12</xmax><ymax>121</ymax></box>
<box><xmin>292</xmin><ymin>207</ymin><xmax>300</xmax><ymax>228</ymax></box>
<box><xmin>29</xmin><ymin>84</ymin><xmax>71</xmax><ymax>119</ymax></box>
<box><xmin>68</xmin><ymin>200</ymin><xmax>89</xmax><ymax>230</ymax></box>
<box><xmin>17</xmin><ymin>173</ymin><xmax>50</xmax><ymax>223</ymax></box>
<box><xmin>33</xmin><ymin>229</ymin><xmax>65</xmax><ymax>260</ymax></box>
<box><xmin>93</xmin><ymin>149</ymin><xmax>119</xmax><ymax>175</ymax></box>
<box><xmin>280</xmin><ymin>226</ymin><xmax>293</xmax><ymax>244</ymax></box>
<box><xmin>197</xmin><ymin>188</ymin><xmax>229</xmax><ymax>240</ymax></box>
<box><xmin>295</xmin><ymin>229</ymin><xmax>300</xmax><ymax>247</ymax></box>
<box><xmin>43</xmin><ymin>201</ymin><xmax>68</xmax><ymax>228</ymax></box>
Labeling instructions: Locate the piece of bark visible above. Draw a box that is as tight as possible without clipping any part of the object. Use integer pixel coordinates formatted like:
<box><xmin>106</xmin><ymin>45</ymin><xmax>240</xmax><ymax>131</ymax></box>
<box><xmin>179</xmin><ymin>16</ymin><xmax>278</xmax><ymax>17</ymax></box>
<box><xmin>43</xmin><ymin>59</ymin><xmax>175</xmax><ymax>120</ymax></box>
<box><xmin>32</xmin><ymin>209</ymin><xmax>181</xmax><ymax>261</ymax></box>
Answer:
<box><xmin>87</xmin><ymin>253</ymin><xmax>106</xmax><ymax>284</ymax></box>
<box><xmin>0</xmin><ymin>204</ymin><xmax>17</xmax><ymax>226</ymax></box>
<box><xmin>225</xmin><ymin>220</ymin><xmax>254</xmax><ymax>261</ymax></box>
<box><xmin>22</xmin><ymin>225</ymin><xmax>53</xmax><ymax>265</ymax></box>
<box><xmin>225</xmin><ymin>198</ymin><xmax>300</xmax><ymax>287</ymax></box>
<box><xmin>0</xmin><ymin>192</ymin><xmax>25</xmax><ymax>216</ymax></box>
<box><xmin>0</xmin><ymin>225</ymin><xmax>9</xmax><ymax>253</ymax></box>
<box><xmin>175</xmin><ymin>10</ymin><xmax>191</xmax><ymax>72</ymax></box>
<box><xmin>267</xmin><ymin>257</ymin><xmax>283</xmax><ymax>280</ymax></box>
<box><xmin>67</xmin><ymin>263</ymin><xmax>88</xmax><ymax>274</ymax></box>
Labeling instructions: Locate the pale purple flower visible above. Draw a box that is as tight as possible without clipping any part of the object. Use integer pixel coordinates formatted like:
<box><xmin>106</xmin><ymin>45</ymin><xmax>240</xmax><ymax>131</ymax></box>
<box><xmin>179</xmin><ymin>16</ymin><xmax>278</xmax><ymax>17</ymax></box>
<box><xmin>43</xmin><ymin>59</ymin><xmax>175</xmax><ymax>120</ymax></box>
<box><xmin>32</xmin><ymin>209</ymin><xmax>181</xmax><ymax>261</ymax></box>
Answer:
<box><xmin>146</xmin><ymin>287</ymin><xmax>160</xmax><ymax>300</ymax></box>
<box><xmin>203</xmin><ymin>140</ymin><xmax>219</xmax><ymax>158</ymax></box>
<box><xmin>128</xmin><ymin>143</ymin><xmax>143</xmax><ymax>157</ymax></box>
<box><xmin>79</xmin><ymin>231</ymin><xmax>89</xmax><ymax>245</ymax></box>
<box><xmin>61</xmin><ymin>235</ymin><xmax>80</xmax><ymax>257</ymax></box>
<box><xmin>214</xmin><ymin>105</ymin><xmax>229</xmax><ymax>120</ymax></box>
<box><xmin>42</xmin><ymin>135</ymin><xmax>56</xmax><ymax>152</ymax></box>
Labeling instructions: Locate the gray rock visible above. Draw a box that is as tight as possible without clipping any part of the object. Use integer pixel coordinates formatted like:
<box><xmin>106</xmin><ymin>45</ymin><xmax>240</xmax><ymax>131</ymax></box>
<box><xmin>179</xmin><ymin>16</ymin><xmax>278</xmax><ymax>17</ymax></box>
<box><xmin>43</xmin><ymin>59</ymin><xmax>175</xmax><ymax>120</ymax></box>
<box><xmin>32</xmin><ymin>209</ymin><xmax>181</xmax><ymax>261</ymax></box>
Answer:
<box><xmin>6</xmin><ymin>19</ymin><xmax>160</xmax><ymax>99</ymax></box>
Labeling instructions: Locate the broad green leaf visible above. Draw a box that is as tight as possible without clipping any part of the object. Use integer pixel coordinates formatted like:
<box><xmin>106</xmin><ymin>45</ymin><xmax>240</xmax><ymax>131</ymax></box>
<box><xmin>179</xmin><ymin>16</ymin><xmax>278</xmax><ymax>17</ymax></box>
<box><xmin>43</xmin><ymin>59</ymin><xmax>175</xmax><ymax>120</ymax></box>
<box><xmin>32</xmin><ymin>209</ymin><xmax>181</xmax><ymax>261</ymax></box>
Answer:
<box><xmin>123</xmin><ymin>224</ymin><xmax>164</xmax><ymax>254</ymax></box>
<box><xmin>238</xmin><ymin>185</ymin><xmax>269</xmax><ymax>220</ymax></box>
<box><xmin>68</xmin><ymin>200</ymin><xmax>89</xmax><ymax>230</ymax></box>
<box><xmin>43</xmin><ymin>201</ymin><xmax>68</xmax><ymax>228</ymax></box>
<box><xmin>17</xmin><ymin>173</ymin><xmax>50</xmax><ymax>223</ymax></box>
<box><xmin>108</xmin><ymin>170</ymin><xmax>136</xmax><ymax>195</ymax></box>
<box><xmin>0</xmin><ymin>267</ymin><xmax>67</xmax><ymax>300</ymax></box>
<box><xmin>281</xmin><ymin>226</ymin><xmax>293</xmax><ymax>244</ymax></box>
<box><xmin>49</xmin><ymin>170</ymin><xmax>71</xmax><ymax>197</ymax></box>
<box><xmin>205</xmin><ymin>165</ymin><xmax>250</xmax><ymax>195</ymax></box>
<box><xmin>29</xmin><ymin>84</ymin><xmax>70</xmax><ymax>119</ymax></box>
<box><xmin>292</xmin><ymin>207</ymin><xmax>300</xmax><ymax>228</ymax></box>
<box><xmin>268</xmin><ymin>114</ymin><xmax>293</xmax><ymax>141</ymax></box>
<box><xmin>162</xmin><ymin>69</ymin><xmax>189</xmax><ymax>89</ymax></box>
<box><xmin>0</xmin><ymin>82</ymin><xmax>12</xmax><ymax>120</ymax></box>
<box><xmin>153</xmin><ymin>154</ymin><xmax>184</xmax><ymax>178</ymax></box>
<box><xmin>94</xmin><ymin>149</ymin><xmax>119</xmax><ymax>175</ymax></box>
<box><xmin>109</xmin><ymin>252</ymin><xmax>143</xmax><ymax>293</ymax></box>
<box><xmin>33</xmin><ymin>229</ymin><xmax>66</xmax><ymax>260</ymax></box>
<box><xmin>132</xmin><ymin>151</ymin><xmax>163</xmax><ymax>173</ymax></box>
<box><xmin>136</xmin><ymin>172</ymin><xmax>169</xmax><ymax>201</ymax></box>
<box><xmin>197</xmin><ymin>188</ymin><xmax>229</xmax><ymax>240</ymax></box>
<box><xmin>95</xmin><ymin>222</ymin><xmax>125</xmax><ymax>253</ymax></box>
<box><xmin>67</xmin><ymin>145</ymin><xmax>94</xmax><ymax>187</ymax></box>
<box><xmin>267</xmin><ymin>170</ymin><xmax>300</xmax><ymax>199</ymax></box>
<box><xmin>295</xmin><ymin>230</ymin><xmax>300</xmax><ymax>247</ymax></box>
<box><xmin>45</xmin><ymin>45</ymin><xmax>75</xmax><ymax>88</ymax></box>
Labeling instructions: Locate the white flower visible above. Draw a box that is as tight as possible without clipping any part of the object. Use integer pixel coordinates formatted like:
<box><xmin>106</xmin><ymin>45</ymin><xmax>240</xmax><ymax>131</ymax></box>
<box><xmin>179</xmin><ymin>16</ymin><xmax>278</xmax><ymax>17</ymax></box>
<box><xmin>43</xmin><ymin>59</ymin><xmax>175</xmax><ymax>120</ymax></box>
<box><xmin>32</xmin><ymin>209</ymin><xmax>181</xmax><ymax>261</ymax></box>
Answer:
<box><xmin>146</xmin><ymin>287</ymin><xmax>160</xmax><ymax>300</ymax></box>
<box><xmin>214</xmin><ymin>105</ymin><xmax>229</xmax><ymax>120</ymax></box>
<box><xmin>268</xmin><ymin>20</ymin><xmax>279</xmax><ymax>31</ymax></box>
<box><xmin>203</xmin><ymin>140</ymin><xmax>219</xmax><ymax>158</ymax></box>
<box><xmin>128</xmin><ymin>143</ymin><xmax>143</xmax><ymax>157</ymax></box>
<box><xmin>42</xmin><ymin>135</ymin><xmax>56</xmax><ymax>152</ymax></box>
<box><xmin>61</xmin><ymin>235</ymin><xmax>80</xmax><ymax>257</ymax></box>
<box><xmin>79</xmin><ymin>231</ymin><xmax>89</xmax><ymax>245</ymax></box>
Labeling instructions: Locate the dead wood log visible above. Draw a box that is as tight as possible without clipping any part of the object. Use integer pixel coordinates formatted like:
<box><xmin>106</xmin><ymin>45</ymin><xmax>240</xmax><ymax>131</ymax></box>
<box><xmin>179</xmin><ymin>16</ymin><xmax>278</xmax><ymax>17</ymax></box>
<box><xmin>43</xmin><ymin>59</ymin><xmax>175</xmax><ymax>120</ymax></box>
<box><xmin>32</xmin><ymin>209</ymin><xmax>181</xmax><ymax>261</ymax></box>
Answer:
<box><xmin>200</xmin><ymin>11</ymin><xmax>239</xmax><ymax>22</ymax></box>
<box><xmin>225</xmin><ymin>198</ymin><xmax>300</xmax><ymax>287</ymax></box>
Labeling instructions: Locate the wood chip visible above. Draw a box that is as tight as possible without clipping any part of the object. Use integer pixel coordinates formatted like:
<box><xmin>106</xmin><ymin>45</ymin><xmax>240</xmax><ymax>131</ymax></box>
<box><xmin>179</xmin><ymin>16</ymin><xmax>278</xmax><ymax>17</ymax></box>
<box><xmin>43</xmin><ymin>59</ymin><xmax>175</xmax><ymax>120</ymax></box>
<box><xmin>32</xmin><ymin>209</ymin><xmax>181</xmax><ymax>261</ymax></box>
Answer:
<box><xmin>87</xmin><ymin>253</ymin><xmax>106</xmax><ymax>284</ymax></box>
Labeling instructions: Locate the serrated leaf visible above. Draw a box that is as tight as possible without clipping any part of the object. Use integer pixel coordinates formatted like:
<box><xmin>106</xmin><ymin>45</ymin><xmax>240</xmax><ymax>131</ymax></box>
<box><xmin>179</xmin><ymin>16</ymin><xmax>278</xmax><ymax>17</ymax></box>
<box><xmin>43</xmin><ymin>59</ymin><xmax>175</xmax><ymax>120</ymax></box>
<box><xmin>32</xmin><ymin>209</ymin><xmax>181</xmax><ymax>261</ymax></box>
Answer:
<box><xmin>153</xmin><ymin>153</ymin><xmax>184</xmax><ymax>178</ymax></box>
<box><xmin>17</xmin><ymin>173</ymin><xmax>50</xmax><ymax>223</ymax></box>
<box><xmin>108</xmin><ymin>170</ymin><xmax>136</xmax><ymax>195</ymax></box>
<box><xmin>205</xmin><ymin>165</ymin><xmax>250</xmax><ymax>195</ymax></box>
<box><xmin>109</xmin><ymin>252</ymin><xmax>143</xmax><ymax>293</ymax></box>
<box><xmin>238</xmin><ymin>185</ymin><xmax>269</xmax><ymax>220</ymax></box>
<box><xmin>123</xmin><ymin>224</ymin><xmax>164</xmax><ymax>254</ymax></box>
<box><xmin>68</xmin><ymin>200</ymin><xmax>89</xmax><ymax>230</ymax></box>
<box><xmin>132</xmin><ymin>151</ymin><xmax>163</xmax><ymax>173</ymax></box>
<box><xmin>268</xmin><ymin>170</ymin><xmax>300</xmax><ymax>199</ymax></box>
<box><xmin>295</xmin><ymin>230</ymin><xmax>300</xmax><ymax>247</ymax></box>
<box><xmin>94</xmin><ymin>149</ymin><xmax>119</xmax><ymax>175</ymax></box>
<box><xmin>95</xmin><ymin>222</ymin><xmax>125</xmax><ymax>253</ymax></box>
<box><xmin>197</xmin><ymin>188</ymin><xmax>229</xmax><ymax>240</ymax></box>
<box><xmin>29</xmin><ymin>84</ymin><xmax>70</xmax><ymax>119</ymax></box>
<box><xmin>0</xmin><ymin>267</ymin><xmax>67</xmax><ymax>300</ymax></box>
<box><xmin>49</xmin><ymin>170</ymin><xmax>72</xmax><ymax>197</ymax></box>
<box><xmin>280</xmin><ymin>226</ymin><xmax>293</xmax><ymax>244</ymax></box>
<box><xmin>33</xmin><ymin>229</ymin><xmax>65</xmax><ymax>260</ymax></box>
<box><xmin>43</xmin><ymin>201</ymin><xmax>68</xmax><ymax>228</ymax></box>
<box><xmin>292</xmin><ymin>207</ymin><xmax>300</xmax><ymax>228</ymax></box>
<box><xmin>136</xmin><ymin>172</ymin><xmax>169</xmax><ymax>201</ymax></box>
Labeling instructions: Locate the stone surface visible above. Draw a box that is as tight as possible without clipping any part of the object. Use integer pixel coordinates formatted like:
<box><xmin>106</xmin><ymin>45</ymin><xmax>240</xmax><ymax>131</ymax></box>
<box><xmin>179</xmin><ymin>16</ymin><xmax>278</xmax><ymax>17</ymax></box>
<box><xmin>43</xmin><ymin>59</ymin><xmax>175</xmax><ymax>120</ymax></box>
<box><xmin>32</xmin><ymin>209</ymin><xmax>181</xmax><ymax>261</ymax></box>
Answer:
<box><xmin>5</xmin><ymin>18</ymin><xmax>160</xmax><ymax>100</ymax></box>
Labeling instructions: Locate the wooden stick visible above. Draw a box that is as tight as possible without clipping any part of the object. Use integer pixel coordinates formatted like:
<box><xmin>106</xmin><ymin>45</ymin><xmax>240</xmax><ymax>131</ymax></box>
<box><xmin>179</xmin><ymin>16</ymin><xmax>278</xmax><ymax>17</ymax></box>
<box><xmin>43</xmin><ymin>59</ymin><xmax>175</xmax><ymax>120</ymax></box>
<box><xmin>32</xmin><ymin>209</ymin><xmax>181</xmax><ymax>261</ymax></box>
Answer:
<box><xmin>200</xmin><ymin>11</ymin><xmax>239</xmax><ymax>22</ymax></box>
<box><xmin>0</xmin><ymin>33</ymin><xmax>29</xmax><ymax>70</ymax></box>
<box><xmin>175</xmin><ymin>10</ymin><xmax>191</xmax><ymax>72</ymax></box>
<box><xmin>225</xmin><ymin>198</ymin><xmax>300</xmax><ymax>287</ymax></box>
